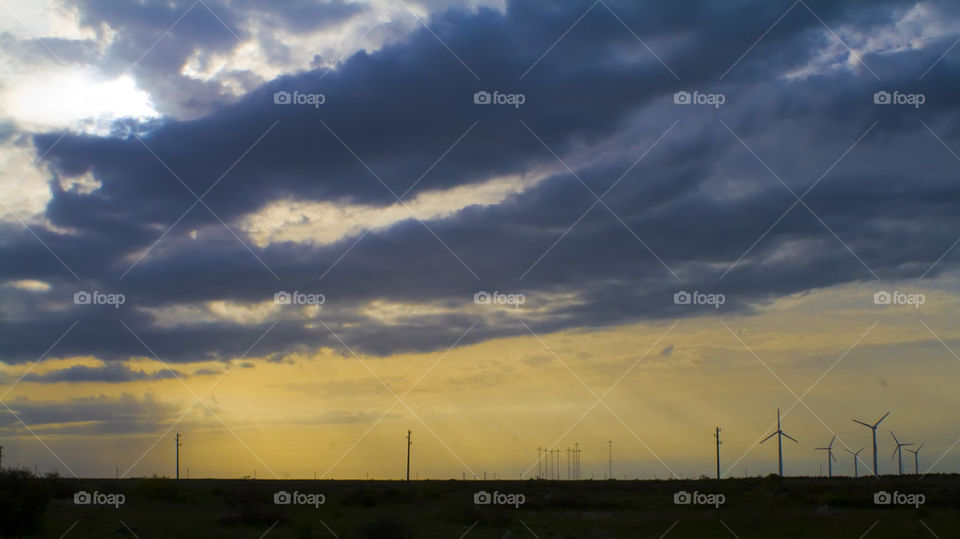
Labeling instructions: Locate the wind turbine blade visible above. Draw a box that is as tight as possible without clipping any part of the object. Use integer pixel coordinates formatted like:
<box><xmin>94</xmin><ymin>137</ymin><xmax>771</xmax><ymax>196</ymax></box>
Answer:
<box><xmin>852</xmin><ymin>419</ymin><xmax>872</xmax><ymax>428</ymax></box>
<box><xmin>760</xmin><ymin>431</ymin><xmax>777</xmax><ymax>444</ymax></box>
<box><xmin>782</xmin><ymin>432</ymin><xmax>799</xmax><ymax>443</ymax></box>
<box><xmin>891</xmin><ymin>446</ymin><xmax>898</xmax><ymax>459</ymax></box>
<box><xmin>828</xmin><ymin>435</ymin><xmax>836</xmax><ymax>448</ymax></box>
<box><xmin>875</xmin><ymin>412</ymin><xmax>890</xmax><ymax>427</ymax></box>
<box><xmin>917</xmin><ymin>443</ymin><xmax>924</xmax><ymax>452</ymax></box>
<box><xmin>890</xmin><ymin>431</ymin><xmax>900</xmax><ymax>445</ymax></box>
<box><xmin>831</xmin><ymin>453</ymin><xmax>838</xmax><ymax>462</ymax></box>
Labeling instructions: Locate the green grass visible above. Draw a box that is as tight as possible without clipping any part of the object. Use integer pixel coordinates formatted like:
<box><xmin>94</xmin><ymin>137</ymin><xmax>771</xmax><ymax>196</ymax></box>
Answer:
<box><xmin>9</xmin><ymin>474</ymin><xmax>960</xmax><ymax>538</ymax></box>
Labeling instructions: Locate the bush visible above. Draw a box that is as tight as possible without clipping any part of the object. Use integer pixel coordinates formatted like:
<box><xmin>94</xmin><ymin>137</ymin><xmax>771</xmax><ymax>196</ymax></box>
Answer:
<box><xmin>0</xmin><ymin>469</ymin><xmax>51</xmax><ymax>536</ymax></box>
<box><xmin>359</xmin><ymin>517</ymin><xmax>414</xmax><ymax>539</ymax></box>
<box><xmin>43</xmin><ymin>471</ymin><xmax>78</xmax><ymax>499</ymax></box>
<box><xmin>134</xmin><ymin>475</ymin><xmax>180</xmax><ymax>502</ymax></box>
<box><xmin>221</xmin><ymin>484</ymin><xmax>282</xmax><ymax>527</ymax></box>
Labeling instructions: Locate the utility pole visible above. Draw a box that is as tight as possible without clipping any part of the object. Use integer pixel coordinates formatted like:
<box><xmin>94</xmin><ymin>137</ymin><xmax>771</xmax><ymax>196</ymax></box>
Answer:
<box><xmin>574</xmin><ymin>443</ymin><xmax>580</xmax><ymax>480</ymax></box>
<box><xmin>715</xmin><ymin>427</ymin><xmax>722</xmax><ymax>480</ymax></box>
<box><xmin>405</xmin><ymin>430</ymin><xmax>412</xmax><ymax>481</ymax></box>
<box><xmin>175</xmin><ymin>433</ymin><xmax>182</xmax><ymax>481</ymax></box>
<box><xmin>608</xmin><ymin>440</ymin><xmax>613</xmax><ymax>480</ymax></box>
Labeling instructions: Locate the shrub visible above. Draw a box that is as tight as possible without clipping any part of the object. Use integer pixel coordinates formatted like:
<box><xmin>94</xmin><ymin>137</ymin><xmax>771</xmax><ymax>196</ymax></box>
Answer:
<box><xmin>0</xmin><ymin>469</ymin><xmax>51</xmax><ymax>536</ymax></box>
<box><xmin>359</xmin><ymin>517</ymin><xmax>414</xmax><ymax>539</ymax></box>
<box><xmin>134</xmin><ymin>475</ymin><xmax>179</xmax><ymax>502</ymax></box>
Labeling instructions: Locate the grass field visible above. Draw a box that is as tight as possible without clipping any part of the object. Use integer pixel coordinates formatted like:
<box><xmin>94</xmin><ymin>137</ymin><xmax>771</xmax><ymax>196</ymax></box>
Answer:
<box><xmin>6</xmin><ymin>472</ymin><xmax>959</xmax><ymax>538</ymax></box>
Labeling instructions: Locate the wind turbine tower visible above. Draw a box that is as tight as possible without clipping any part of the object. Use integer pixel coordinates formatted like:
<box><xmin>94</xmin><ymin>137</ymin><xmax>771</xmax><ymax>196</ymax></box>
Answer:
<box><xmin>852</xmin><ymin>412</ymin><xmax>889</xmax><ymax>477</ymax></box>
<box><xmin>890</xmin><ymin>431</ymin><xmax>913</xmax><ymax>476</ymax></box>
<box><xmin>760</xmin><ymin>409</ymin><xmax>798</xmax><ymax>476</ymax></box>
<box><xmin>814</xmin><ymin>435</ymin><xmax>838</xmax><ymax>477</ymax></box>
<box><xmin>905</xmin><ymin>444</ymin><xmax>924</xmax><ymax>475</ymax></box>
<box><xmin>845</xmin><ymin>448</ymin><xmax>865</xmax><ymax>478</ymax></box>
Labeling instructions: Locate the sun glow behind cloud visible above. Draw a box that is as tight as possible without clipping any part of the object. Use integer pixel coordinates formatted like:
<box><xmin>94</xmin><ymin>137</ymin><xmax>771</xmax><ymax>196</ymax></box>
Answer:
<box><xmin>3</xmin><ymin>70</ymin><xmax>158</xmax><ymax>134</ymax></box>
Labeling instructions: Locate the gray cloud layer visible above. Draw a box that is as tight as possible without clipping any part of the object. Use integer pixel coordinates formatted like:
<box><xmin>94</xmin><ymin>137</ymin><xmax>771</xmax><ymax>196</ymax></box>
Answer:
<box><xmin>3</xmin><ymin>0</ymin><xmax>960</xmax><ymax>364</ymax></box>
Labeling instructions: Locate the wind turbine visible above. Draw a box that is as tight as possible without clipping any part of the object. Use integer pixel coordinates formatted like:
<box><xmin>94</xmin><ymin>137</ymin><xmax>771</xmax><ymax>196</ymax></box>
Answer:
<box><xmin>905</xmin><ymin>444</ymin><xmax>924</xmax><ymax>475</ymax></box>
<box><xmin>852</xmin><ymin>412</ymin><xmax>889</xmax><ymax>476</ymax></box>
<box><xmin>845</xmin><ymin>448</ymin><xmax>865</xmax><ymax>478</ymax></box>
<box><xmin>814</xmin><ymin>435</ymin><xmax>838</xmax><ymax>477</ymax></box>
<box><xmin>761</xmin><ymin>409</ymin><xmax>798</xmax><ymax>476</ymax></box>
<box><xmin>890</xmin><ymin>431</ymin><xmax>913</xmax><ymax>476</ymax></box>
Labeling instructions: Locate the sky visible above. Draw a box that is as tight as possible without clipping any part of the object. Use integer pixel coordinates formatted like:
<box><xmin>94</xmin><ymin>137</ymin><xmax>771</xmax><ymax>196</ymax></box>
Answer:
<box><xmin>1</xmin><ymin>0</ymin><xmax>959</xmax><ymax>480</ymax></box>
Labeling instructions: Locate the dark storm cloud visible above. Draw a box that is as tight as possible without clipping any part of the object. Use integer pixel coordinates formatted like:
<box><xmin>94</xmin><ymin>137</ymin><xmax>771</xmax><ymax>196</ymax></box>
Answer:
<box><xmin>0</xmin><ymin>393</ymin><xmax>178</xmax><ymax>435</ymax></box>
<box><xmin>18</xmin><ymin>362</ymin><xmax>186</xmax><ymax>383</ymax></box>
<box><xmin>3</xmin><ymin>0</ymin><xmax>960</xmax><ymax>362</ymax></box>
